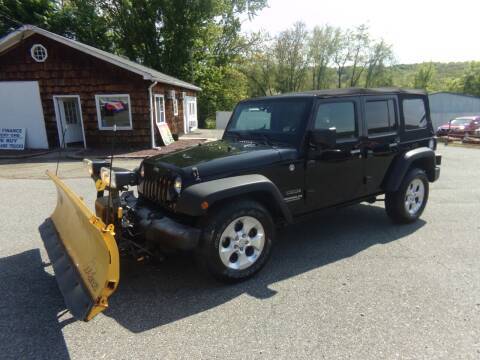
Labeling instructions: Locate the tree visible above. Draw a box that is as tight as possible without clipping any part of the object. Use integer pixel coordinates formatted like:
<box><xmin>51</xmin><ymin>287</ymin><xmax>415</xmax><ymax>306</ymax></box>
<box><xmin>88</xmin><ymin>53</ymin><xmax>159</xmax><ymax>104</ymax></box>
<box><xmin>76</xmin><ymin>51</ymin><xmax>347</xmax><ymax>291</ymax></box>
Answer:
<box><xmin>309</xmin><ymin>25</ymin><xmax>339</xmax><ymax>89</ymax></box>
<box><xmin>459</xmin><ymin>62</ymin><xmax>480</xmax><ymax>96</ymax></box>
<box><xmin>49</xmin><ymin>0</ymin><xmax>112</xmax><ymax>51</ymax></box>
<box><xmin>413</xmin><ymin>62</ymin><xmax>436</xmax><ymax>90</ymax></box>
<box><xmin>0</xmin><ymin>0</ymin><xmax>57</xmax><ymax>35</ymax></box>
<box><xmin>364</xmin><ymin>39</ymin><xmax>395</xmax><ymax>87</ymax></box>
<box><xmin>274</xmin><ymin>22</ymin><xmax>309</xmax><ymax>93</ymax></box>
<box><xmin>240</xmin><ymin>31</ymin><xmax>277</xmax><ymax>96</ymax></box>
<box><xmin>348</xmin><ymin>24</ymin><xmax>370</xmax><ymax>87</ymax></box>
<box><xmin>332</xmin><ymin>29</ymin><xmax>351</xmax><ymax>88</ymax></box>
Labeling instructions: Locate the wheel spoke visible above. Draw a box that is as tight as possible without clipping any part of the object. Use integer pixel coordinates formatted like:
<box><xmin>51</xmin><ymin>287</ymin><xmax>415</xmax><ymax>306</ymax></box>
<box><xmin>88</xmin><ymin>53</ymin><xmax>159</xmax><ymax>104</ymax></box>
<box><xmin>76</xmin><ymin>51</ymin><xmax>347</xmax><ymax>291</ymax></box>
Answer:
<box><xmin>249</xmin><ymin>233</ymin><xmax>264</xmax><ymax>250</ymax></box>
<box><xmin>219</xmin><ymin>243</ymin><xmax>236</xmax><ymax>264</ymax></box>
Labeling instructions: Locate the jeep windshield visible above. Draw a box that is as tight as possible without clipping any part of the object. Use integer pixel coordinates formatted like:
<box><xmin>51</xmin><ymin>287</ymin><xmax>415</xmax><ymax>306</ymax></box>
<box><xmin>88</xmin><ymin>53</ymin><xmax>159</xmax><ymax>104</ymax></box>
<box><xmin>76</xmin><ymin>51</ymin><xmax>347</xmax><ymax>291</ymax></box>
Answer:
<box><xmin>224</xmin><ymin>98</ymin><xmax>312</xmax><ymax>146</ymax></box>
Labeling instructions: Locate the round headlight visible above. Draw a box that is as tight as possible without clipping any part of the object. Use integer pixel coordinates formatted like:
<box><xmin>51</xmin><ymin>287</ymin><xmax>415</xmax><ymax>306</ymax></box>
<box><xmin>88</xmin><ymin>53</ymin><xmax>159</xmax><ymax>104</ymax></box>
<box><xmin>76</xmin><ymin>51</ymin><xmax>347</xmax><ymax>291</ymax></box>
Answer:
<box><xmin>428</xmin><ymin>138</ymin><xmax>436</xmax><ymax>150</ymax></box>
<box><xmin>83</xmin><ymin>159</ymin><xmax>93</xmax><ymax>176</ymax></box>
<box><xmin>140</xmin><ymin>164</ymin><xmax>145</xmax><ymax>177</ymax></box>
<box><xmin>100</xmin><ymin>167</ymin><xmax>117</xmax><ymax>188</ymax></box>
<box><xmin>173</xmin><ymin>176</ymin><xmax>182</xmax><ymax>194</ymax></box>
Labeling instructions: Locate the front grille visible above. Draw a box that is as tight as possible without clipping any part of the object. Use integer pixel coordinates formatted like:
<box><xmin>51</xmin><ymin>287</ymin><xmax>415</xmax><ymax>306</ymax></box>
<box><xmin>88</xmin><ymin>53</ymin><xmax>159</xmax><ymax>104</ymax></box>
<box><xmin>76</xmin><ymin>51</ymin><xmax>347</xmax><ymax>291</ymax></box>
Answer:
<box><xmin>139</xmin><ymin>169</ymin><xmax>174</xmax><ymax>206</ymax></box>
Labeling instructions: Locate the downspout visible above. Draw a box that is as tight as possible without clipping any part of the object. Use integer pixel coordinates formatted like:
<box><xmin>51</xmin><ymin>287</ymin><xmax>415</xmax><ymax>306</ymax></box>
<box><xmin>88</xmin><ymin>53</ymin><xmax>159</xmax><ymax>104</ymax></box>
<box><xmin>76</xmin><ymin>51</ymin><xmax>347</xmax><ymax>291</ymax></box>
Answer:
<box><xmin>148</xmin><ymin>81</ymin><xmax>158</xmax><ymax>148</ymax></box>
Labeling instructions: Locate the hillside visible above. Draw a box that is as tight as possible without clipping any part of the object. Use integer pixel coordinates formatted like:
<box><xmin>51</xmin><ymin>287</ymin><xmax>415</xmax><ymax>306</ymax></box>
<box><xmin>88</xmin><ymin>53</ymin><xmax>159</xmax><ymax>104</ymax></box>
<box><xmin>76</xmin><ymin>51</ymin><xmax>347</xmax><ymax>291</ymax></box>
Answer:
<box><xmin>391</xmin><ymin>62</ymin><xmax>471</xmax><ymax>90</ymax></box>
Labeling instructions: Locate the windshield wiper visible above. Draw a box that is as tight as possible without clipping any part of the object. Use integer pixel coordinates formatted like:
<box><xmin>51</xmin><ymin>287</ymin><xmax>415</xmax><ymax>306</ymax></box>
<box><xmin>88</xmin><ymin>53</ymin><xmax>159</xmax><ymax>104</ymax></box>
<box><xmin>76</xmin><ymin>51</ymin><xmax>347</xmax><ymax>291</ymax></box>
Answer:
<box><xmin>224</xmin><ymin>131</ymin><xmax>244</xmax><ymax>141</ymax></box>
<box><xmin>256</xmin><ymin>134</ymin><xmax>273</xmax><ymax>146</ymax></box>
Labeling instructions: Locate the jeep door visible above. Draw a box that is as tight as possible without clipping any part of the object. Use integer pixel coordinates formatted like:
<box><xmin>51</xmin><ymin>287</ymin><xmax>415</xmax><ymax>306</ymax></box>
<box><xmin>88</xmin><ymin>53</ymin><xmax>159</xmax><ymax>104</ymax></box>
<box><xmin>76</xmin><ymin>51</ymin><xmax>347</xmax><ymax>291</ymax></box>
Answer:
<box><xmin>361</xmin><ymin>95</ymin><xmax>400</xmax><ymax>194</ymax></box>
<box><xmin>305</xmin><ymin>97</ymin><xmax>365</xmax><ymax>209</ymax></box>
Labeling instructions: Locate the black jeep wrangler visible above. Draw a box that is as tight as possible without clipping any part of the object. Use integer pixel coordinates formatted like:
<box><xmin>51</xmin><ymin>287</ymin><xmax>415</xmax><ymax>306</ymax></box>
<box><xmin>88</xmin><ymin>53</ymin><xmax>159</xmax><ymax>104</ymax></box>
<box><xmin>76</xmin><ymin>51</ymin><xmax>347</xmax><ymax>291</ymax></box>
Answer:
<box><xmin>89</xmin><ymin>88</ymin><xmax>441</xmax><ymax>282</ymax></box>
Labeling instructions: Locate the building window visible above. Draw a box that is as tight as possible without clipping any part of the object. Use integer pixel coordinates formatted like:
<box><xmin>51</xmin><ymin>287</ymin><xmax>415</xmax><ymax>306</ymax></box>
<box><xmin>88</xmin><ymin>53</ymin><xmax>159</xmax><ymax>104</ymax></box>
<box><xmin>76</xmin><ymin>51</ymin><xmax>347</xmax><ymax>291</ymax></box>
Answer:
<box><xmin>155</xmin><ymin>95</ymin><xmax>166</xmax><ymax>124</ymax></box>
<box><xmin>365</xmin><ymin>99</ymin><xmax>397</xmax><ymax>135</ymax></box>
<box><xmin>63</xmin><ymin>99</ymin><xmax>80</xmax><ymax>124</ymax></box>
<box><xmin>30</xmin><ymin>44</ymin><xmax>48</xmax><ymax>62</ymax></box>
<box><xmin>403</xmin><ymin>98</ymin><xmax>427</xmax><ymax>130</ymax></box>
<box><xmin>173</xmin><ymin>98</ymin><xmax>179</xmax><ymax>116</ymax></box>
<box><xmin>315</xmin><ymin>101</ymin><xmax>357</xmax><ymax>138</ymax></box>
<box><xmin>95</xmin><ymin>94</ymin><xmax>132</xmax><ymax>130</ymax></box>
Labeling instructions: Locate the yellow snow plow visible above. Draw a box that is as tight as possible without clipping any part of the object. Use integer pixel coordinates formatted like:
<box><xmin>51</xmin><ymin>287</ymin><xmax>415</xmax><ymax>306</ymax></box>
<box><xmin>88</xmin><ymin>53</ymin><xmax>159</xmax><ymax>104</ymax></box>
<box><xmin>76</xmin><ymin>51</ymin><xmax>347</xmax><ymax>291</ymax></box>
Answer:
<box><xmin>44</xmin><ymin>171</ymin><xmax>119</xmax><ymax>321</ymax></box>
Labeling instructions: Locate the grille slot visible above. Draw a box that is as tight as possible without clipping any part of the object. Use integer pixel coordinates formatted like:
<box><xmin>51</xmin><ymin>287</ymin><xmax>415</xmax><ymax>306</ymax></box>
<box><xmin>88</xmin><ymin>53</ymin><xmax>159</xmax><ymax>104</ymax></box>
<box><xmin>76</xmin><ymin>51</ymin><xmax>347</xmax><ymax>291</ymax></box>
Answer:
<box><xmin>140</xmin><ymin>171</ymin><xmax>172</xmax><ymax>205</ymax></box>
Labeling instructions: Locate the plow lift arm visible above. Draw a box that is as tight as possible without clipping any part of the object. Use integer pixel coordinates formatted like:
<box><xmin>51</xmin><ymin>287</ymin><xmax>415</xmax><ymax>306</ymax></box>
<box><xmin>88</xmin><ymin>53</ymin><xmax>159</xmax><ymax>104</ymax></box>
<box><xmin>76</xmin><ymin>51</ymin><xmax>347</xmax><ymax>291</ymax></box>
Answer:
<box><xmin>44</xmin><ymin>170</ymin><xmax>120</xmax><ymax>321</ymax></box>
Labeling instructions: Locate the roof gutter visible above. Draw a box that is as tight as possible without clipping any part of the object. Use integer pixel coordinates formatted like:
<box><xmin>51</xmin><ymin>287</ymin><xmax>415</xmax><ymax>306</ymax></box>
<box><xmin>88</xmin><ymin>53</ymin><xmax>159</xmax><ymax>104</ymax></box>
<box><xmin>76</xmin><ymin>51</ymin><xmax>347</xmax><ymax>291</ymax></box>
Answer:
<box><xmin>148</xmin><ymin>81</ymin><xmax>158</xmax><ymax>148</ymax></box>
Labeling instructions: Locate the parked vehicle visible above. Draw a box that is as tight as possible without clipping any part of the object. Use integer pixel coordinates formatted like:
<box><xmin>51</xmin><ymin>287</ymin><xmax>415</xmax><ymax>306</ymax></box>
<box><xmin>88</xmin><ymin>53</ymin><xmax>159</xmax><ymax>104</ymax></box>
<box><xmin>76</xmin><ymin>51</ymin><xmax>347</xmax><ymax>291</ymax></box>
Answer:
<box><xmin>45</xmin><ymin>88</ymin><xmax>441</xmax><ymax>321</ymax></box>
<box><xmin>436</xmin><ymin>116</ymin><xmax>480</xmax><ymax>137</ymax></box>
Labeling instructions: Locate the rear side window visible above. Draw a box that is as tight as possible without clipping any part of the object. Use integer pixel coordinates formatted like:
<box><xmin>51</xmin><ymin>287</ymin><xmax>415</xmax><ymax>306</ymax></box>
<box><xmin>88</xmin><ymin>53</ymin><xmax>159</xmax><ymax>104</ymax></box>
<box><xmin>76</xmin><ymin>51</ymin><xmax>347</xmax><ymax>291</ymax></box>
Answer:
<box><xmin>315</xmin><ymin>102</ymin><xmax>356</xmax><ymax>138</ymax></box>
<box><xmin>403</xmin><ymin>98</ymin><xmax>427</xmax><ymax>130</ymax></box>
<box><xmin>365</xmin><ymin>99</ymin><xmax>397</xmax><ymax>134</ymax></box>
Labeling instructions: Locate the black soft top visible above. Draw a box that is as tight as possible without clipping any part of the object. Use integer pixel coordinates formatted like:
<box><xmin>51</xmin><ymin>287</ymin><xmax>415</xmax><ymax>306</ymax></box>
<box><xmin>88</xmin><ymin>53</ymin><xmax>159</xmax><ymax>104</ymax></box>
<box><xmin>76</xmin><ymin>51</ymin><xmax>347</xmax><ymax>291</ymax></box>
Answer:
<box><xmin>246</xmin><ymin>87</ymin><xmax>427</xmax><ymax>102</ymax></box>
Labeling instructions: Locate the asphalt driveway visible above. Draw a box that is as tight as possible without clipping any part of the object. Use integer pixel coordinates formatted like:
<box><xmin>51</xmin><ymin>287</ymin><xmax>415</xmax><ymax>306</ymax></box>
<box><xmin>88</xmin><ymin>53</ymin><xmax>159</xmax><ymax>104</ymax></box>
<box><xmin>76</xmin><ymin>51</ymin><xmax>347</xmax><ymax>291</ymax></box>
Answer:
<box><xmin>0</xmin><ymin>145</ymin><xmax>478</xmax><ymax>359</ymax></box>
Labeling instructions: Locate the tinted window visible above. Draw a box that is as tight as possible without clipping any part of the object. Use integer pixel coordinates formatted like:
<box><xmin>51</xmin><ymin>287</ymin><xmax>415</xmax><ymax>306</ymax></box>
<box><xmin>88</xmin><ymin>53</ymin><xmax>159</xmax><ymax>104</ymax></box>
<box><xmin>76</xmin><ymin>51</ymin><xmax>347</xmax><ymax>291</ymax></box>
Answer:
<box><xmin>226</xmin><ymin>98</ymin><xmax>311</xmax><ymax>145</ymax></box>
<box><xmin>315</xmin><ymin>102</ymin><xmax>356</xmax><ymax>138</ymax></box>
<box><xmin>366</xmin><ymin>99</ymin><xmax>397</xmax><ymax>134</ymax></box>
<box><xmin>235</xmin><ymin>108</ymin><xmax>271</xmax><ymax>130</ymax></box>
<box><xmin>403</xmin><ymin>98</ymin><xmax>427</xmax><ymax>130</ymax></box>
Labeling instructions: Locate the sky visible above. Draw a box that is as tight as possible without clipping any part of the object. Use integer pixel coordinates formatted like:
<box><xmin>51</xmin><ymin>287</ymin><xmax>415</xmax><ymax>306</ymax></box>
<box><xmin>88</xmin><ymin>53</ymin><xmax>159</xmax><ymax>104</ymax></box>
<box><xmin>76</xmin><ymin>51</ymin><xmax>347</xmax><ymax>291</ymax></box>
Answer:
<box><xmin>241</xmin><ymin>0</ymin><xmax>480</xmax><ymax>64</ymax></box>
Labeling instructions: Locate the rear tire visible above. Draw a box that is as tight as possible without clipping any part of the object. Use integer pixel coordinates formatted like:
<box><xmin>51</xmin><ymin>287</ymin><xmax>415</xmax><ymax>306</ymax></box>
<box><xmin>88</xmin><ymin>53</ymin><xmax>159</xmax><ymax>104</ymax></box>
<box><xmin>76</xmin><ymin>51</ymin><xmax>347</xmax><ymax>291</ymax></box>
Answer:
<box><xmin>385</xmin><ymin>168</ymin><xmax>429</xmax><ymax>224</ymax></box>
<box><xmin>197</xmin><ymin>200</ymin><xmax>274</xmax><ymax>283</ymax></box>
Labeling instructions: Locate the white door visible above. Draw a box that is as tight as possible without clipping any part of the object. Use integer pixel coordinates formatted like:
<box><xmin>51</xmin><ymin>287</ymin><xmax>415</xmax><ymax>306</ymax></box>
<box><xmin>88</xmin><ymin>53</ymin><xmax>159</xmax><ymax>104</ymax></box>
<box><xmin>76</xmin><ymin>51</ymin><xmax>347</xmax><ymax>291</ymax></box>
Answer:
<box><xmin>54</xmin><ymin>96</ymin><xmax>85</xmax><ymax>147</ymax></box>
<box><xmin>0</xmin><ymin>81</ymin><xmax>48</xmax><ymax>149</ymax></box>
<box><xmin>185</xmin><ymin>96</ymin><xmax>198</xmax><ymax>132</ymax></box>
<box><xmin>154</xmin><ymin>95</ymin><xmax>166</xmax><ymax>124</ymax></box>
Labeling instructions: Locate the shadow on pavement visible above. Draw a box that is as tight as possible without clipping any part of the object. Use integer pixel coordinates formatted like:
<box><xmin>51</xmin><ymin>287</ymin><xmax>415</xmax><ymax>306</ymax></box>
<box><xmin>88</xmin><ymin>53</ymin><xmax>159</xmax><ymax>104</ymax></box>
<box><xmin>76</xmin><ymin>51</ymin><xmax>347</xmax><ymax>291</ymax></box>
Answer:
<box><xmin>33</xmin><ymin>203</ymin><xmax>425</xmax><ymax>336</ymax></box>
<box><xmin>103</xmin><ymin>203</ymin><xmax>425</xmax><ymax>333</ymax></box>
<box><xmin>0</xmin><ymin>248</ymin><xmax>72</xmax><ymax>360</ymax></box>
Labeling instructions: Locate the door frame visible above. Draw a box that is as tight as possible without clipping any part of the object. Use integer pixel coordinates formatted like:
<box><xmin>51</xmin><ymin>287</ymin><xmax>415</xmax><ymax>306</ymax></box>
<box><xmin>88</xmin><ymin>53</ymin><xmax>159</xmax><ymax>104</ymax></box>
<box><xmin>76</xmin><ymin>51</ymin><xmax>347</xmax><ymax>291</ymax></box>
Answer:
<box><xmin>53</xmin><ymin>95</ymin><xmax>86</xmax><ymax>148</ymax></box>
<box><xmin>154</xmin><ymin>94</ymin><xmax>166</xmax><ymax>125</ymax></box>
<box><xmin>183</xmin><ymin>96</ymin><xmax>198</xmax><ymax>134</ymax></box>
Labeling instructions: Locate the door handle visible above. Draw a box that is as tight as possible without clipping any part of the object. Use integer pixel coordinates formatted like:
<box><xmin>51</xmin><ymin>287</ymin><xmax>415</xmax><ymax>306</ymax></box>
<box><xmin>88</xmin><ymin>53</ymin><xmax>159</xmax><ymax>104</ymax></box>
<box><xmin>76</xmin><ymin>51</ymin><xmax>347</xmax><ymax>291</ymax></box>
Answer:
<box><xmin>389</xmin><ymin>142</ymin><xmax>399</xmax><ymax>148</ymax></box>
<box><xmin>350</xmin><ymin>149</ymin><xmax>361</xmax><ymax>155</ymax></box>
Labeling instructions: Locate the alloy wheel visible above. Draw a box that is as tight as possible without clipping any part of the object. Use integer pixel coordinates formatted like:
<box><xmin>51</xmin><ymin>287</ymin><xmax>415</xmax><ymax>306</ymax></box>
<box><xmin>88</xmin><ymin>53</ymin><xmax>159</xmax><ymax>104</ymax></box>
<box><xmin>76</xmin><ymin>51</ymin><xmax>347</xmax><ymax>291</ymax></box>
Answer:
<box><xmin>218</xmin><ymin>216</ymin><xmax>265</xmax><ymax>270</ymax></box>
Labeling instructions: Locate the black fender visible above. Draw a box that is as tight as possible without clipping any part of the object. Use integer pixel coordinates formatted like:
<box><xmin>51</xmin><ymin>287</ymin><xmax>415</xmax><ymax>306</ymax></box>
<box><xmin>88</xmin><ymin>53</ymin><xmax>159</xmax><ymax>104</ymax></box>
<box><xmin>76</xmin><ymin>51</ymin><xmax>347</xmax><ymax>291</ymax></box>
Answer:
<box><xmin>384</xmin><ymin>147</ymin><xmax>437</xmax><ymax>192</ymax></box>
<box><xmin>176</xmin><ymin>174</ymin><xmax>293</xmax><ymax>223</ymax></box>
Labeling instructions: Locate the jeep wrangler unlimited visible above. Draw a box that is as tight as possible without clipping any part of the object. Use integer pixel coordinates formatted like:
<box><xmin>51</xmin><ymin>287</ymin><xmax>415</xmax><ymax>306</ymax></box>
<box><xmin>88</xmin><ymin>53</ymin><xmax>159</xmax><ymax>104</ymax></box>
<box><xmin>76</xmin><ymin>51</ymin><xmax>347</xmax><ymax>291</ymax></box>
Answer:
<box><xmin>45</xmin><ymin>88</ymin><xmax>442</xmax><ymax>319</ymax></box>
<box><xmin>82</xmin><ymin>88</ymin><xmax>440</xmax><ymax>283</ymax></box>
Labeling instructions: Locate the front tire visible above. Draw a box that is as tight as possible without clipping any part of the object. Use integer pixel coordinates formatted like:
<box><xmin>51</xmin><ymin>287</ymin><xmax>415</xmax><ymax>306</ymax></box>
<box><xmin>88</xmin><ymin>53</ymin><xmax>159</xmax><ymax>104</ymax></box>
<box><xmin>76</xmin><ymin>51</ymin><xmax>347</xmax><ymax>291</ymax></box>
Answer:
<box><xmin>385</xmin><ymin>168</ymin><xmax>429</xmax><ymax>224</ymax></box>
<box><xmin>197</xmin><ymin>200</ymin><xmax>274</xmax><ymax>282</ymax></box>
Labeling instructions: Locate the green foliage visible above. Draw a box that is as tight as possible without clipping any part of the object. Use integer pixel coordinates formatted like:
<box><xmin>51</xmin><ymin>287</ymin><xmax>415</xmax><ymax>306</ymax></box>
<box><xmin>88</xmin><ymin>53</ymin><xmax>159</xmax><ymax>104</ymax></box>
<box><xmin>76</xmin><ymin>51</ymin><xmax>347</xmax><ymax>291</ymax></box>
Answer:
<box><xmin>0</xmin><ymin>0</ymin><xmax>57</xmax><ymax>34</ymax></box>
<box><xmin>274</xmin><ymin>22</ymin><xmax>309</xmax><ymax>93</ymax></box>
<box><xmin>204</xmin><ymin>118</ymin><xmax>216</xmax><ymax>129</ymax></box>
<box><xmin>455</xmin><ymin>62</ymin><xmax>480</xmax><ymax>96</ymax></box>
<box><xmin>413</xmin><ymin>62</ymin><xmax>436</xmax><ymax>90</ymax></box>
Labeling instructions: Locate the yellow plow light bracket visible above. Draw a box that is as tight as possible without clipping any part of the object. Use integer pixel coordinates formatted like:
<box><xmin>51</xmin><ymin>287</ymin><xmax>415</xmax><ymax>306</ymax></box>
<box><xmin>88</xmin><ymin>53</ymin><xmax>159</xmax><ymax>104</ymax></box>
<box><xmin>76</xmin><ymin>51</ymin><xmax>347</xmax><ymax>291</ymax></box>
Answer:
<box><xmin>45</xmin><ymin>171</ymin><xmax>119</xmax><ymax>321</ymax></box>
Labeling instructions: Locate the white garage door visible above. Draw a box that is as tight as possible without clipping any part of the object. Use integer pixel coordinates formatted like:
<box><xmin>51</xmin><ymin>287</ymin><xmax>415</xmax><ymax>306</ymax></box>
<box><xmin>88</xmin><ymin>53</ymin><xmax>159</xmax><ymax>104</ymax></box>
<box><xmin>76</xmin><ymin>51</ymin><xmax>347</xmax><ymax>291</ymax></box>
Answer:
<box><xmin>0</xmin><ymin>81</ymin><xmax>48</xmax><ymax>149</ymax></box>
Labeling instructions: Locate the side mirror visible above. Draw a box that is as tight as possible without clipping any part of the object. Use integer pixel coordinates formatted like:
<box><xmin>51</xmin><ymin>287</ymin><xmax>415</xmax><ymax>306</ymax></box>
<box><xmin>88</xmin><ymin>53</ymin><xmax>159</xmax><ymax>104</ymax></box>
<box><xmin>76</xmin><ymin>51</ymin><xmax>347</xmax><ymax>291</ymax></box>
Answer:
<box><xmin>309</xmin><ymin>128</ymin><xmax>337</xmax><ymax>148</ymax></box>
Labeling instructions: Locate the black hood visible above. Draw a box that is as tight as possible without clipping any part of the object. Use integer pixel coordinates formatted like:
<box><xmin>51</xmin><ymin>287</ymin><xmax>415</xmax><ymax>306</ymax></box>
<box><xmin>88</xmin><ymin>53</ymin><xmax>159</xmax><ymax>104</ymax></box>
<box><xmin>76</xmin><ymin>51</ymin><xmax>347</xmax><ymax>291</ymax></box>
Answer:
<box><xmin>144</xmin><ymin>140</ymin><xmax>297</xmax><ymax>181</ymax></box>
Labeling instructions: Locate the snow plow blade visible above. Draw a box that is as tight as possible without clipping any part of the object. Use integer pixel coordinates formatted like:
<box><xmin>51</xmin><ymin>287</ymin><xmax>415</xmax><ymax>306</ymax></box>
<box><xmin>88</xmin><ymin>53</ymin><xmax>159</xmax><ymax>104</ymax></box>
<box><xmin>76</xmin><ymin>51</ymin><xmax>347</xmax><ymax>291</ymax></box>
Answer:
<box><xmin>45</xmin><ymin>171</ymin><xmax>119</xmax><ymax>321</ymax></box>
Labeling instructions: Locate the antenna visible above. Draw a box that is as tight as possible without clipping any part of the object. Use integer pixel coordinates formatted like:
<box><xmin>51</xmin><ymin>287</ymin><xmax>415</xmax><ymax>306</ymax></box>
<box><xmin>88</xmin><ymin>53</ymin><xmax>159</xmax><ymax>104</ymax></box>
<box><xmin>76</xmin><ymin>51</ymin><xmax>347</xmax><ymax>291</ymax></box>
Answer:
<box><xmin>105</xmin><ymin>124</ymin><xmax>117</xmax><ymax>227</ymax></box>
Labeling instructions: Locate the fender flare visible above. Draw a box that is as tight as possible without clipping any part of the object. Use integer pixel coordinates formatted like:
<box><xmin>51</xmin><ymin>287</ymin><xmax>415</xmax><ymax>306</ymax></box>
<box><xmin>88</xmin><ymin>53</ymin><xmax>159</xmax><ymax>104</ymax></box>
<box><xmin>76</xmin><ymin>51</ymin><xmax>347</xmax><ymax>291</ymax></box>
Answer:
<box><xmin>384</xmin><ymin>147</ymin><xmax>436</xmax><ymax>192</ymax></box>
<box><xmin>176</xmin><ymin>174</ymin><xmax>293</xmax><ymax>223</ymax></box>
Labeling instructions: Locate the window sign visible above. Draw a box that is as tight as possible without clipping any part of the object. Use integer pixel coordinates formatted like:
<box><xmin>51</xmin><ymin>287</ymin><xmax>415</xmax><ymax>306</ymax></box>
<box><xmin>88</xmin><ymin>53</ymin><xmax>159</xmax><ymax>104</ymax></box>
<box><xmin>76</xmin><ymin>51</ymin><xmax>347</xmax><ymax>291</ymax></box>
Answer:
<box><xmin>95</xmin><ymin>94</ymin><xmax>132</xmax><ymax>130</ymax></box>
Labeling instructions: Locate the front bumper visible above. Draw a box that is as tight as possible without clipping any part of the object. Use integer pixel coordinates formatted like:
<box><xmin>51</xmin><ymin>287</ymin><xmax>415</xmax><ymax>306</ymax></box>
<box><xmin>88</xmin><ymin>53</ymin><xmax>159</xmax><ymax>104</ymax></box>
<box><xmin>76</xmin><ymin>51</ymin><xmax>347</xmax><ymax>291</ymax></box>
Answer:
<box><xmin>95</xmin><ymin>196</ymin><xmax>201</xmax><ymax>251</ymax></box>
